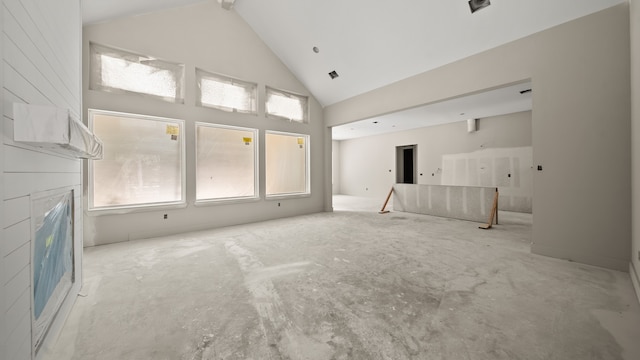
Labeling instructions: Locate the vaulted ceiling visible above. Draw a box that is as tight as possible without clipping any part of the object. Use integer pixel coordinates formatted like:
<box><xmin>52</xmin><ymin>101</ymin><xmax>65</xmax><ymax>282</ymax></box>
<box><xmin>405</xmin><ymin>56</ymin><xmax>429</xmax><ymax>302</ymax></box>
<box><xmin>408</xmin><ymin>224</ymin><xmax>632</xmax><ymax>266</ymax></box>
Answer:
<box><xmin>82</xmin><ymin>0</ymin><xmax>208</xmax><ymax>26</ymax></box>
<box><xmin>234</xmin><ymin>0</ymin><xmax>624</xmax><ymax>107</ymax></box>
<box><xmin>82</xmin><ymin>0</ymin><xmax>626</xmax><ymax>137</ymax></box>
<box><xmin>83</xmin><ymin>0</ymin><xmax>625</xmax><ymax>107</ymax></box>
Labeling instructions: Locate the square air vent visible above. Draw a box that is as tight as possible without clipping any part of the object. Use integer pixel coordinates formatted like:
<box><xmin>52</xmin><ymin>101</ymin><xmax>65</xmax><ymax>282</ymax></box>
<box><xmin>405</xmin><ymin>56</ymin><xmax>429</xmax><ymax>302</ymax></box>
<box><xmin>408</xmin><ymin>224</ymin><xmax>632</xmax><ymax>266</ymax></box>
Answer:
<box><xmin>218</xmin><ymin>0</ymin><xmax>236</xmax><ymax>10</ymax></box>
<box><xmin>469</xmin><ymin>0</ymin><xmax>490</xmax><ymax>13</ymax></box>
<box><xmin>328</xmin><ymin>70</ymin><xmax>339</xmax><ymax>80</ymax></box>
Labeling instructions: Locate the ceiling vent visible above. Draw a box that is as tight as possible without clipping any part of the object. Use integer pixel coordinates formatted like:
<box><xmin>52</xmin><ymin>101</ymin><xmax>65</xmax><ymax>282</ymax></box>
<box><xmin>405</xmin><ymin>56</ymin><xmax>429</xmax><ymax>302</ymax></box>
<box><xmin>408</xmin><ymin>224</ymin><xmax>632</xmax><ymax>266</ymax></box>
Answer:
<box><xmin>328</xmin><ymin>70</ymin><xmax>339</xmax><ymax>80</ymax></box>
<box><xmin>218</xmin><ymin>0</ymin><xmax>236</xmax><ymax>10</ymax></box>
<box><xmin>468</xmin><ymin>0</ymin><xmax>491</xmax><ymax>13</ymax></box>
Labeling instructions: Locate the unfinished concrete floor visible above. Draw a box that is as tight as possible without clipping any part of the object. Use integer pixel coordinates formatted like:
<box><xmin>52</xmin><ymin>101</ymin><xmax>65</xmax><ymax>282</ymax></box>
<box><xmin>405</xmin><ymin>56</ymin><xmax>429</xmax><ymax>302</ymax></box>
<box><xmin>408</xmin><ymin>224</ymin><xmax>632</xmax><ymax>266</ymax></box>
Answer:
<box><xmin>43</xmin><ymin>196</ymin><xmax>640</xmax><ymax>360</ymax></box>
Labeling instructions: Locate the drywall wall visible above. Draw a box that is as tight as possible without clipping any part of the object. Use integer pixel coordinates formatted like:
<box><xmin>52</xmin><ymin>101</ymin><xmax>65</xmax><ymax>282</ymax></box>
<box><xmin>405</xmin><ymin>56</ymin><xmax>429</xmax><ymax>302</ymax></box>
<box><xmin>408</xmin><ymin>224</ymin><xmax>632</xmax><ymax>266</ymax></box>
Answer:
<box><xmin>1</xmin><ymin>0</ymin><xmax>83</xmax><ymax>359</ymax></box>
<box><xmin>631</xmin><ymin>0</ymin><xmax>640</xmax><ymax>303</ymax></box>
<box><xmin>332</xmin><ymin>140</ymin><xmax>341</xmax><ymax>194</ymax></box>
<box><xmin>0</xmin><ymin>1</ymin><xmax>6</xmax><ymax>358</ymax></box>
<box><xmin>327</xmin><ymin>4</ymin><xmax>631</xmax><ymax>271</ymax></box>
<box><xmin>338</xmin><ymin>112</ymin><xmax>532</xmax><ymax>212</ymax></box>
<box><xmin>393</xmin><ymin>184</ymin><xmax>497</xmax><ymax>223</ymax></box>
<box><xmin>83</xmin><ymin>1</ymin><xmax>326</xmax><ymax>246</ymax></box>
<box><xmin>442</xmin><ymin>146</ymin><xmax>532</xmax><ymax>213</ymax></box>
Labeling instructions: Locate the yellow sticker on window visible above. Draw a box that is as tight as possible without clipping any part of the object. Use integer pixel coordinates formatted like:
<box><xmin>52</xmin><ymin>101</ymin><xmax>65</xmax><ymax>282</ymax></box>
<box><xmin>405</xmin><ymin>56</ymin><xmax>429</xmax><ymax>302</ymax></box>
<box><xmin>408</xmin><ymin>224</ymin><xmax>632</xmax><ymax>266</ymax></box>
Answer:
<box><xmin>297</xmin><ymin>138</ymin><xmax>305</xmax><ymax>145</ymax></box>
<box><xmin>243</xmin><ymin>137</ymin><xmax>253</xmax><ymax>143</ymax></box>
<box><xmin>166</xmin><ymin>125</ymin><xmax>179</xmax><ymax>135</ymax></box>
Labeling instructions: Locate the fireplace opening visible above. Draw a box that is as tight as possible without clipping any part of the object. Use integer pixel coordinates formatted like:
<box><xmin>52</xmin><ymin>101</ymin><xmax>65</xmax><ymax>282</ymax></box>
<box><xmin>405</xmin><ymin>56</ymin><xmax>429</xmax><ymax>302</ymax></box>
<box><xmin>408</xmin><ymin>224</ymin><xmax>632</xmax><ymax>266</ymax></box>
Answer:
<box><xmin>31</xmin><ymin>188</ymin><xmax>75</xmax><ymax>353</ymax></box>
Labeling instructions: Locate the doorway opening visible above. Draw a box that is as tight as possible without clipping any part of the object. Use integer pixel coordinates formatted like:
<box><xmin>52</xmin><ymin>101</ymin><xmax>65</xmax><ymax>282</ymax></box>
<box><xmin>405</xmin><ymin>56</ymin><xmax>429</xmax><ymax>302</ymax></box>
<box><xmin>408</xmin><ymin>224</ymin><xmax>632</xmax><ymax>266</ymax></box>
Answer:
<box><xmin>396</xmin><ymin>145</ymin><xmax>417</xmax><ymax>184</ymax></box>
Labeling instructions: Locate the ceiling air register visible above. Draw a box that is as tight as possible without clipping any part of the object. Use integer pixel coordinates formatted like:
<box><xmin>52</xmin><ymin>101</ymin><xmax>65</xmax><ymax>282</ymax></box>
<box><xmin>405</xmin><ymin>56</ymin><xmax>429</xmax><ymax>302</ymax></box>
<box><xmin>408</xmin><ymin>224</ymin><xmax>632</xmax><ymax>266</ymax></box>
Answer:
<box><xmin>469</xmin><ymin>0</ymin><xmax>491</xmax><ymax>13</ymax></box>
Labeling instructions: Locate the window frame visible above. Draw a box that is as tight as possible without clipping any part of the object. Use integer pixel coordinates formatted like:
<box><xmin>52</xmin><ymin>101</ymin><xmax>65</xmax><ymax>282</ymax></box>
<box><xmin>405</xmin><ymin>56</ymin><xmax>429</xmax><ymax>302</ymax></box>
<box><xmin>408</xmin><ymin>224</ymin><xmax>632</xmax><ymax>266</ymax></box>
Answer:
<box><xmin>195</xmin><ymin>122</ymin><xmax>260</xmax><ymax>205</ymax></box>
<box><xmin>265</xmin><ymin>130</ymin><xmax>311</xmax><ymax>199</ymax></box>
<box><xmin>196</xmin><ymin>68</ymin><xmax>258</xmax><ymax>115</ymax></box>
<box><xmin>87</xmin><ymin>109</ymin><xmax>187</xmax><ymax>213</ymax></box>
<box><xmin>265</xmin><ymin>86</ymin><xmax>309</xmax><ymax>123</ymax></box>
<box><xmin>89</xmin><ymin>43</ymin><xmax>185</xmax><ymax>104</ymax></box>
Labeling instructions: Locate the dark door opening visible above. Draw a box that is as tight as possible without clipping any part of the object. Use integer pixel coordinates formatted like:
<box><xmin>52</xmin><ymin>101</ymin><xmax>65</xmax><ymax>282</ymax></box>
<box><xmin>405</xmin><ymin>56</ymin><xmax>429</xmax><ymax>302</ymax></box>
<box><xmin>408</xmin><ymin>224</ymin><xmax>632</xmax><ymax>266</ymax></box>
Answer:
<box><xmin>396</xmin><ymin>145</ymin><xmax>417</xmax><ymax>184</ymax></box>
<box><xmin>403</xmin><ymin>148</ymin><xmax>413</xmax><ymax>184</ymax></box>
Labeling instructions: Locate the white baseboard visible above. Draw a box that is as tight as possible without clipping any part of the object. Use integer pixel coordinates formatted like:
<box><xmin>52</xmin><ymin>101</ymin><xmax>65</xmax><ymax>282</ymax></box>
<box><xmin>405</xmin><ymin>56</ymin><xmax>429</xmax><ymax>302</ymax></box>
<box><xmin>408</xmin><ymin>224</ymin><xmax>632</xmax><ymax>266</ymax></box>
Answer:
<box><xmin>631</xmin><ymin>262</ymin><xmax>640</xmax><ymax>306</ymax></box>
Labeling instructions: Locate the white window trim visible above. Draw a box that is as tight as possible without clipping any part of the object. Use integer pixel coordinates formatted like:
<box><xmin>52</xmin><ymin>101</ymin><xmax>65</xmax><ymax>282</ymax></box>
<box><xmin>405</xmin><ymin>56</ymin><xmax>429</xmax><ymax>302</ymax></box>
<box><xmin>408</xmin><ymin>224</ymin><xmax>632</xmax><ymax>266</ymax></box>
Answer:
<box><xmin>195</xmin><ymin>122</ymin><xmax>260</xmax><ymax>205</ymax></box>
<box><xmin>89</xmin><ymin>43</ymin><xmax>185</xmax><ymax>104</ymax></box>
<box><xmin>265</xmin><ymin>130</ymin><xmax>311</xmax><ymax>199</ymax></box>
<box><xmin>87</xmin><ymin>109</ymin><xmax>187</xmax><ymax>214</ymax></box>
<box><xmin>196</xmin><ymin>68</ymin><xmax>258</xmax><ymax>115</ymax></box>
<box><xmin>265</xmin><ymin>86</ymin><xmax>309</xmax><ymax>123</ymax></box>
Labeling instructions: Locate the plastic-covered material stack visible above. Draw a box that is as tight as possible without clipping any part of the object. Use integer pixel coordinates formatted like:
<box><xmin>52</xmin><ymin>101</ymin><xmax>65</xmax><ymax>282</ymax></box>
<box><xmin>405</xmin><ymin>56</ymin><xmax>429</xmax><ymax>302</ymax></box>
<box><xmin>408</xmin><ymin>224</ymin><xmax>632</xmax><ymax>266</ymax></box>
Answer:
<box><xmin>13</xmin><ymin>103</ymin><xmax>103</xmax><ymax>159</ymax></box>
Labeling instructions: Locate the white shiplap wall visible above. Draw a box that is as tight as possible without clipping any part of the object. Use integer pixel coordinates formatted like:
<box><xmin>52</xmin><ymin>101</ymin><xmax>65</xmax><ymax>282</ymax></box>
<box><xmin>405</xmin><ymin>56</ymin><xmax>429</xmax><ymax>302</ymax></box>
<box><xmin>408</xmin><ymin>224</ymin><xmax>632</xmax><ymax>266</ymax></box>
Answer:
<box><xmin>1</xmin><ymin>0</ymin><xmax>82</xmax><ymax>359</ymax></box>
<box><xmin>0</xmin><ymin>0</ymin><xmax>6</xmax><ymax>357</ymax></box>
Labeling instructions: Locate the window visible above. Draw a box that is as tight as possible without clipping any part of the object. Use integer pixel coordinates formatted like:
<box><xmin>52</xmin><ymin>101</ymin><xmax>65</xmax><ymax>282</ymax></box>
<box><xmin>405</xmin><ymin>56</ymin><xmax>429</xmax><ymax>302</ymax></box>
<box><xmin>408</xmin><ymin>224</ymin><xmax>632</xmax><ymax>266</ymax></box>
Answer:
<box><xmin>88</xmin><ymin>110</ymin><xmax>185</xmax><ymax>211</ymax></box>
<box><xmin>90</xmin><ymin>43</ymin><xmax>185</xmax><ymax>103</ymax></box>
<box><xmin>196</xmin><ymin>68</ymin><xmax>257</xmax><ymax>114</ymax></box>
<box><xmin>265</xmin><ymin>131</ymin><xmax>310</xmax><ymax>197</ymax></box>
<box><xmin>196</xmin><ymin>123</ymin><xmax>258</xmax><ymax>202</ymax></box>
<box><xmin>265</xmin><ymin>86</ymin><xmax>308</xmax><ymax>123</ymax></box>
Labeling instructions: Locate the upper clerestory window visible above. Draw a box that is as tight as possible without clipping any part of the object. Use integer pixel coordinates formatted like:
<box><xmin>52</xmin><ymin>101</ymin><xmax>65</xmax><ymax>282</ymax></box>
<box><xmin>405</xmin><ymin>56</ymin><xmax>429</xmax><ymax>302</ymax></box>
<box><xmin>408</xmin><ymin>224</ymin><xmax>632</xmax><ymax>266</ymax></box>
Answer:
<box><xmin>89</xmin><ymin>43</ymin><xmax>185</xmax><ymax>103</ymax></box>
<box><xmin>265</xmin><ymin>86</ymin><xmax>308</xmax><ymax>123</ymax></box>
<box><xmin>196</xmin><ymin>68</ymin><xmax>257</xmax><ymax>115</ymax></box>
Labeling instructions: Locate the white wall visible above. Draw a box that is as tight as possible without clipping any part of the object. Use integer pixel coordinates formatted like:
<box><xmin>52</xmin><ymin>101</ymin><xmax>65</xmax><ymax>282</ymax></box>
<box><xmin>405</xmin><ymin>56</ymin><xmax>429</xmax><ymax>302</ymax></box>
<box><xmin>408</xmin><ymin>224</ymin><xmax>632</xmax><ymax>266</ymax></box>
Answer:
<box><xmin>326</xmin><ymin>5</ymin><xmax>631</xmax><ymax>271</ymax></box>
<box><xmin>0</xmin><ymin>1</ymin><xmax>6</xmax><ymax>357</ymax></box>
<box><xmin>441</xmin><ymin>146</ymin><xmax>533</xmax><ymax>213</ymax></box>
<box><xmin>337</xmin><ymin>112</ymin><xmax>532</xmax><ymax>212</ymax></box>
<box><xmin>1</xmin><ymin>0</ymin><xmax>83</xmax><ymax>359</ymax></box>
<box><xmin>82</xmin><ymin>2</ymin><xmax>326</xmax><ymax>246</ymax></box>
<box><xmin>630</xmin><ymin>0</ymin><xmax>640</xmax><ymax>303</ymax></box>
<box><xmin>332</xmin><ymin>140</ymin><xmax>341</xmax><ymax>194</ymax></box>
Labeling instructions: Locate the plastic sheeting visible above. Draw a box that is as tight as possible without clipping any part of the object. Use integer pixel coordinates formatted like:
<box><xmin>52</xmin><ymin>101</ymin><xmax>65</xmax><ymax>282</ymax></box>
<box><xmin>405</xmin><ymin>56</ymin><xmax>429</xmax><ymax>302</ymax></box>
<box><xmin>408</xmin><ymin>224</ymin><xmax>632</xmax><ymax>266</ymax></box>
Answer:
<box><xmin>91</xmin><ymin>111</ymin><xmax>184</xmax><ymax>208</ymax></box>
<box><xmin>32</xmin><ymin>190</ymin><xmax>74</xmax><ymax>351</ymax></box>
<box><xmin>90</xmin><ymin>43</ymin><xmax>185</xmax><ymax>104</ymax></box>
<box><xmin>13</xmin><ymin>103</ymin><xmax>103</xmax><ymax>159</ymax></box>
<box><xmin>196</xmin><ymin>68</ymin><xmax>257</xmax><ymax>114</ymax></box>
<box><xmin>265</xmin><ymin>132</ymin><xmax>308</xmax><ymax>196</ymax></box>
<box><xmin>196</xmin><ymin>124</ymin><xmax>257</xmax><ymax>201</ymax></box>
<box><xmin>67</xmin><ymin>115</ymin><xmax>103</xmax><ymax>159</ymax></box>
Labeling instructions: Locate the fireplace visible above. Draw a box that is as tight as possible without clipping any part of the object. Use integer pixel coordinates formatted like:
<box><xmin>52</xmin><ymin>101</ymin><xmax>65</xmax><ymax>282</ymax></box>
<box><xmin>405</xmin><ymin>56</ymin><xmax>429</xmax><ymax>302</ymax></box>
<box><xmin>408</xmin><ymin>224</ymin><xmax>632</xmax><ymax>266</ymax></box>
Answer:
<box><xmin>30</xmin><ymin>187</ymin><xmax>75</xmax><ymax>353</ymax></box>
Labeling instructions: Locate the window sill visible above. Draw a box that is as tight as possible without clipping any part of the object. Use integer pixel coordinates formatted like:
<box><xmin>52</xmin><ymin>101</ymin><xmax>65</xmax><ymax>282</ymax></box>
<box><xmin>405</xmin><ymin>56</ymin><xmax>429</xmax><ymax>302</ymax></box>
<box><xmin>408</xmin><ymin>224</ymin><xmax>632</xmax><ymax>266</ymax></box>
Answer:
<box><xmin>194</xmin><ymin>196</ymin><xmax>260</xmax><ymax>207</ymax></box>
<box><xmin>265</xmin><ymin>193</ymin><xmax>311</xmax><ymax>201</ymax></box>
<box><xmin>87</xmin><ymin>201</ymin><xmax>187</xmax><ymax>216</ymax></box>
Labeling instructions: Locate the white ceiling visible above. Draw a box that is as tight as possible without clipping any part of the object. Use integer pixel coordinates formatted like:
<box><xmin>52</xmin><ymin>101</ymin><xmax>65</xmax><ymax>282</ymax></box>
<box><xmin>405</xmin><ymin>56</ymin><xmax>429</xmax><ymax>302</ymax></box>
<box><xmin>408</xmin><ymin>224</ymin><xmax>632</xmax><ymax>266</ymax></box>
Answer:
<box><xmin>332</xmin><ymin>81</ymin><xmax>532</xmax><ymax>140</ymax></box>
<box><xmin>82</xmin><ymin>0</ymin><xmax>208</xmax><ymax>25</ymax></box>
<box><xmin>234</xmin><ymin>0</ymin><xmax>624</xmax><ymax>107</ymax></box>
<box><xmin>82</xmin><ymin>0</ymin><xmax>624</xmax><ymax>139</ymax></box>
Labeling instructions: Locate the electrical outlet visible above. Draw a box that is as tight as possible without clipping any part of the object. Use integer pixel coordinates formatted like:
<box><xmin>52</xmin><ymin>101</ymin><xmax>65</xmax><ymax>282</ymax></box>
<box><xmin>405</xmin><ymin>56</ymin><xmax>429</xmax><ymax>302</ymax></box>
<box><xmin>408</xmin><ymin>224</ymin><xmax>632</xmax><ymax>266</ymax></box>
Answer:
<box><xmin>163</xmin><ymin>214</ymin><xmax>168</xmax><ymax>219</ymax></box>
<box><xmin>278</xmin><ymin>202</ymin><xmax>281</xmax><ymax>207</ymax></box>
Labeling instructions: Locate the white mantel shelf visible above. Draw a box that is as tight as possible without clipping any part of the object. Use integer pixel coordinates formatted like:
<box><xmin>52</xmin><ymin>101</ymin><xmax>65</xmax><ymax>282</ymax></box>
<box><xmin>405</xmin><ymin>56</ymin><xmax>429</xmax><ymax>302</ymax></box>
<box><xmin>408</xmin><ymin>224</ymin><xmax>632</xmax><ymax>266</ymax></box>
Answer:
<box><xmin>13</xmin><ymin>103</ymin><xmax>103</xmax><ymax>160</ymax></box>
